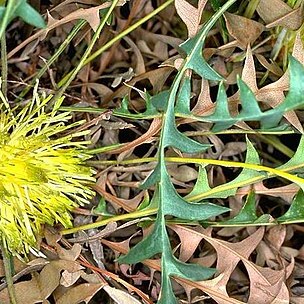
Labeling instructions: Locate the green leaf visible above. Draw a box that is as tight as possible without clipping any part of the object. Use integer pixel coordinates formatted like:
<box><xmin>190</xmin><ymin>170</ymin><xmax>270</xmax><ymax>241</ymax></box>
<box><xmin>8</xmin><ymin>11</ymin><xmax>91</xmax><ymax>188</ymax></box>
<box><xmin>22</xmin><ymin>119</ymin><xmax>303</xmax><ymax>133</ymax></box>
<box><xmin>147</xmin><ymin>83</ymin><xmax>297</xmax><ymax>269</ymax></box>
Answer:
<box><xmin>188</xmin><ymin>138</ymin><xmax>262</xmax><ymax>201</ymax></box>
<box><xmin>206</xmin><ymin>82</ymin><xmax>235</xmax><ymax>131</ymax></box>
<box><xmin>161</xmin><ymin>172</ymin><xmax>229</xmax><ymax>220</ymax></box>
<box><xmin>163</xmin><ymin>109</ymin><xmax>211</xmax><ymax>153</ymax></box>
<box><xmin>219</xmin><ymin>191</ymin><xmax>271</xmax><ymax>225</ymax></box>
<box><xmin>140</xmin><ymin>162</ymin><xmax>161</xmax><ymax>189</ymax></box>
<box><xmin>118</xmin><ymin>215</ymin><xmax>165</xmax><ymax>264</ymax></box>
<box><xmin>165</xmin><ymin>252</ymin><xmax>216</xmax><ymax>281</ymax></box>
<box><xmin>238</xmin><ymin>77</ymin><xmax>262</xmax><ymax>118</ymax></box>
<box><xmin>157</xmin><ymin>273</ymin><xmax>178</xmax><ymax>304</ymax></box>
<box><xmin>278</xmin><ymin>190</ymin><xmax>304</xmax><ymax>224</ymax></box>
<box><xmin>151</xmin><ymin>90</ymin><xmax>170</xmax><ymax>111</ymax></box>
<box><xmin>276</xmin><ymin>55</ymin><xmax>304</xmax><ymax>113</ymax></box>
<box><xmin>15</xmin><ymin>1</ymin><xmax>45</xmax><ymax>28</ymax></box>
<box><xmin>0</xmin><ymin>0</ymin><xmax>45</xmax><ymax>30</ymax></box>
<box><xmin>185</xmin><ymin>165</ymin><xmax>210</xmax><ymax>199</ymax></box>
<box><xmin>180</xmin><ymin>31</ymin><xmax>223</xmax><ymax>81</ymax></box>
<box><xmin>175</xmin><ymin>76</ymin><xmax>191</xmax><ymax>114</ymax></box>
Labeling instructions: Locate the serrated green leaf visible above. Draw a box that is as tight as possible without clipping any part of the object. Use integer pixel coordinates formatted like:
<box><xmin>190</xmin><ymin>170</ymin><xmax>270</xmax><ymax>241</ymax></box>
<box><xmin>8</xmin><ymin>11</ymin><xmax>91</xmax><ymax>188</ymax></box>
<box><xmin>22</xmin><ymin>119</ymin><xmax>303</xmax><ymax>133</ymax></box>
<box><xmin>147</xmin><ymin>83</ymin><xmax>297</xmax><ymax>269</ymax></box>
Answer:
<box><xmin>238</xmin><ymin>77</ymin><xmax>262</xmax><ymax>118</ymax></box>
<box><xmin>15</xmin><ymin>1</ymin><xmax>45</xmax><ymax>28</ymax></box>
<box><xmin>278</xmin><ymin>189</ymin><xmax>304</xmax><ymax>223</ymax></box>
<box><xmin>276</xmin><ymin>55</ymin><xmax>304</xmax><ymax>113</ymax></box>
<box><xmin>180</xmin><ymin>28</ymin><xmax>223</xmax><ymax>81</ymax></box>
<box><xmin>175</xmin><ymin>76</ymin><xmax>191</xmax><ymax>114</ymax></box>
<box><xmin>206</xmin><ymin>82</ymin><xmax>236</xmax><ymax>131</ymax></box>
<box><xmin>143</xmin><ymin>91</ymin><xmax>159</xmax><ymax>115</ymax></box>
<box><xmin>161</xmin><ymin>172</ymin><xmax>229</xmax><ymax>219</ymax></box>
<box><xmin>163</xmin><ymin>110</ymin><xmax>211</xmax><ymax>153</ymax></box>
<box><xmin>140</xmin><ymin>162</ymin><xmax>161</xmax><ymax>189</ymax></box>
<box><xmin>278</xmin><ymin>134</ymin><xmax>304</xmax><ymax>171</ymax></box>
<box><xmin>157</xmin><ymin>273</ymin><xmax>177</xmax><ymax>304</ymax></box>
<box><xmin>118</xmin><ymin>215</ymin><xmax>165</xmax><ymax>264</ymax></box>
<box><xmin>116</xmin><ymin>96</ymin><xmax>131</xmax><ymax>114</ymax></box>
<box><xmin>185</xmin><ymin>165</ymin><xmax>211</xmax><ymax>199</ymax></box>
<box><xmin>165</xmin><ymin>252</ymin><xmax>215</xmax><ymax>281</ymax></box>
<box><xmin>219</xmin><ymin>191</ymin><xmax>260</xmax><ymax>225</ymax></box>
<box><xmin>188</xmin><ymin>138</ymin><xmax>262</xmax><ymax>201</ymax></box>
<box><xmin>151</xmin><ymin>90</ymin><xmax>170</xmax><ymax>111</ymax></box>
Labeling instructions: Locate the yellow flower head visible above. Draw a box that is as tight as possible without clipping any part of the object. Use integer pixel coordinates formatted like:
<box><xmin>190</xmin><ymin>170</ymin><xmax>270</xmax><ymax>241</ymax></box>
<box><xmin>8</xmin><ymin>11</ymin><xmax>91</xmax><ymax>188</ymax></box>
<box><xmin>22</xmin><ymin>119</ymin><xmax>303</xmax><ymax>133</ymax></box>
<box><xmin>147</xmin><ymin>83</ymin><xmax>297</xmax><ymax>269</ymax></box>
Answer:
<box><xmin>0</xmin><ymin>89</ymin><xmax>95</xmax><ymax>257</ymax></box>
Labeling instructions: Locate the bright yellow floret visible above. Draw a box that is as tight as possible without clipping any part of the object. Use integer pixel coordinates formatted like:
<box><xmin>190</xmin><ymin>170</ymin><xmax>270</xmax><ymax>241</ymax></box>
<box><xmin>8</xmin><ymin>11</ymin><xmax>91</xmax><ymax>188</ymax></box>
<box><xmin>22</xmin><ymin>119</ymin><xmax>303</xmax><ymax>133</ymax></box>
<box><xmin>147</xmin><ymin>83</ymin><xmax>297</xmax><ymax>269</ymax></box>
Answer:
<box><xmin>0</xmin><ymin>90</ymin><xmax>95</xmax><ymax>257</ymax></box>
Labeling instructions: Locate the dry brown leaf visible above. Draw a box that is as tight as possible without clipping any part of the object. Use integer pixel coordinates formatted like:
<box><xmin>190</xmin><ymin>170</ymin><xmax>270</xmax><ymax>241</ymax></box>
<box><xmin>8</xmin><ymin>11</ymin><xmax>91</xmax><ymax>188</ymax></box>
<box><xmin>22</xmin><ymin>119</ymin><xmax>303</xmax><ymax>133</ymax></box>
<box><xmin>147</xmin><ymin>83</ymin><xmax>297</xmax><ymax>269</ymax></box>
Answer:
<box><xmin>56</xmin><ymin>243</ymin><xmax>82</xmax><ymax>261</ymax></box>
<box><xmin>229</xmin><ymin>45</ymin><xmax>304</xmax><ymax>132</ymax></box>
<box><xmin>103</xmin><ymin>285</ymin><xmax>142</xmax><ymax>304</ymax></box>
<box><xmin>167</xmin><ymin>164</ymin><xmax>198</xmax><ymax>183</ymax></box>
<box><xmin>236</xmin><ymin>182</ymin><xmax>299</xmax><ymax>202</ymax></box>
<box><xmin>60</xmin><ymin>270</ymin><xmax>83</xmax><ymax>287</ymax></box>
<box><xmin>192</xmin><ymin>78</ymin><xmax>214</xmax><ymax>116</ymax></box>
<box><xmin>257</xmin><ymin>0</ymin><xmax>303</xmax><ymax>30</ymax></box>
<box><xmin>246</xmin><ymin>262</ymin><xmax>293</xmax><ymax>303</ymax></box>
<box><xmin>8</xmin><ymin>1</ymin><xmax>126</xmax><ymax>59</ymax></box>
<box><xmin>169</xmin><ymin>225</ymin><xmax>265</xmax><ymax>302</ymax></box>
<box><xmin>104</xmin><ymin>67</ymin><xmax>174</xmax><ymax>105</ymax></box>
<box><xmin>56</xmin><ymin>283</ymin><xmax>105</xmax><ymax>304</ymax></box>
<box><xmin>170</xmin><ymin>225</ymin><xmax>206</xmax><ymax>262</ymax></box>
<box><xmin>0</xmin><ymin>276</ymin><xmax>43</xmax><ymax>304</ymax></box>
<box><xmin>175</xmin><ymin>0</ymin><xmax>208</xmax><ymax>37</ymax></box>
<box><xmin>257</xmin><ymin>0</ymin><xmax>293</xmax><ymax>23</ymax></box>
<box><xmin>123</xmin><ymin>36</ymin><xmax>146</xmax><ymax>75</ymax></box>
<box><xmin>224</xmin><ymin>12</ymin><xmax>264</xmax><ymax>49</ymax></box>
<box><xmin>255</xmin><ymin>54</ymin><xmax>284</xmax><ymax>77</ymax></box>
<box><xmin>108</xmin><ymin>118</ymin><xmax>162</xmax><ymax>155</ymax></box>
<box><xmin>38</xmin><ymin>260</ymin><xmax>83</xmax><ymax>299</ymax></box>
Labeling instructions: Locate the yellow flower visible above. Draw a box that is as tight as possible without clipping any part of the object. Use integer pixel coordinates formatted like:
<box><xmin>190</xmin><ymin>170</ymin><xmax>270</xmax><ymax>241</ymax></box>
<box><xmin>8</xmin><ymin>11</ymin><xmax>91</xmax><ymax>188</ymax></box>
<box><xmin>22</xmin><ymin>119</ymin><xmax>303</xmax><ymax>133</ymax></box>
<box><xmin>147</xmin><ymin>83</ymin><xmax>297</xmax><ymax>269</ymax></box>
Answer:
<box><xmin>0</xmin><ymin>89</ymin><xmax>95</xmax><ymax>257</ymax></box>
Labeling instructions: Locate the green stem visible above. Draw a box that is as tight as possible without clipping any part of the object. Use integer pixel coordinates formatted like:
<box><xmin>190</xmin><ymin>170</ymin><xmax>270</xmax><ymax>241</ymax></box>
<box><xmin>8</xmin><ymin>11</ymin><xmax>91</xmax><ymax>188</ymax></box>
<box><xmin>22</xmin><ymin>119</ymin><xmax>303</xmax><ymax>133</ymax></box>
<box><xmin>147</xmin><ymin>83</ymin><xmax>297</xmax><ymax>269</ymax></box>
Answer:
<box><xmin>1</xmin><ymin>241</ymin><xmax>17</xmax><ymax>304</ymax></box>
<box><xmin>57</xmin><ymin>0</ymin><xmax>174</xmax><ymax>88</ymax></box>
<box><xmin>0</xmin><ymin>0</ymin><xmax>16</xmax><ymax>40</ymax></box>
<box><xmin>52</xmin><ymin>0</ymin><xmax>119</xmax><ymax>101</ymax></box>
<box><xmin>17</xmin><ymin>19</ymin><xmax>87</xmax><ymax>100</ymax></box>
<box><xmin>1</xmin><ymin>29</ymin><xmax>7</xmax><ymax>97</ymax></box>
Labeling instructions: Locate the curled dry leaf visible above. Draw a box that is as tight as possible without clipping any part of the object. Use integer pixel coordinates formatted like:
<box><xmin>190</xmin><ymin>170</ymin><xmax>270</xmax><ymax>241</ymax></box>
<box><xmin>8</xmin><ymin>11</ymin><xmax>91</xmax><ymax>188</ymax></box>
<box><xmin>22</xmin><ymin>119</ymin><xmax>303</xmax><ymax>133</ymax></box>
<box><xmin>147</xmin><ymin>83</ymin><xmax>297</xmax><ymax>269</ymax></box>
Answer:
<box><xmin>224</xmin><ymin>12</ymin><xmax>265</xmax><ymax>49</ymax></box>
<box><xmin>167</xmin><ymin>164</ymin><xmax>198</xmax><ymax>182</ymax></box>
<box><xmin>8</xmin><ymin>1</ymin><xmax>127</xmax><ymax>59</ymax></box>
<box><xmin>0</xmin><ymin>276</ymin><xmax>43</xmax><ymax>304</ymax></box>
<box><xmin>103</xmin><ymin>285</ymin><xmax>142</xmax><ymax>304</ymax></box>
<box><xmin>56</xmin><ymin>283</ymin><xmax>105</xmax><ymax>304</ymax></box>
<box><xmin>175</xmin><ymin>0</ymin><xmax>208</xmax><ymax>37</ymax></box>
<box><xmin>229</xmin><ymin>45</ymin><xmax>304</xmax><ymax>132</ymax></box>
<box><xmin>257</xmin><ymin>0</ymin><xmax>303</xmax><ymax>30</ymax></box>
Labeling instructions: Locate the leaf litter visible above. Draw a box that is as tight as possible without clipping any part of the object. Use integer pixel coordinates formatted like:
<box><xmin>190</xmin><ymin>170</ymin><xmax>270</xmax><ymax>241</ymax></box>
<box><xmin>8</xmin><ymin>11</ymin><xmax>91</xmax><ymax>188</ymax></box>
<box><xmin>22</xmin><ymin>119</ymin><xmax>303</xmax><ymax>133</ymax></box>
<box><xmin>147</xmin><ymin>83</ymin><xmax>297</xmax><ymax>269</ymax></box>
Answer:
<box><xmin>3</xmin><ymin>0</ymin><xmax>304</xmax><ymax>303</ymax></box>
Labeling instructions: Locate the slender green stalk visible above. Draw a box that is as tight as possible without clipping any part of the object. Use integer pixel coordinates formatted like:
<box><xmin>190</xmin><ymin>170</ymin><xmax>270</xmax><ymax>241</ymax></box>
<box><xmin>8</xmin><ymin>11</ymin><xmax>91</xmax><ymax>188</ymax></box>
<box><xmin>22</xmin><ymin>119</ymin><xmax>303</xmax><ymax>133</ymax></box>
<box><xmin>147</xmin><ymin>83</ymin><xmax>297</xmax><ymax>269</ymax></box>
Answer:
<box><xmin>0</xmin><ymin>0</ymin><xmax>16</xmax><ymax>40</ymax></box>
<box><xmin>57</xmin><ymin>0</ymin><xmax>174</xmax><ymax>88</ymax></box>
<box><xmin>52</xmin><ymin>0</ymin><xmax>119</xmax><ymax>101</ymax></box>
<box><xmin>1</xmin><ymin>241</ymin><xmax>17</xmax><ymax>304</ymax></box>
<box><xmin>83</xmin><ymin>0</ymin><xmax>174</xmax><ymax>66</ymax></box>
<box><xmin>1</xmin><ymin>32</ymin><xmax>7</xmax><ymax>97</ymax></box>
<box><xmin>17</xmin><ymin>19</ymin><xmax>87</xmax><ymax>100</ymax></box>
<box><xmin>243</xmin><ymin>0</ymin><xmax>260</xmax><ymax>18</ymax></box>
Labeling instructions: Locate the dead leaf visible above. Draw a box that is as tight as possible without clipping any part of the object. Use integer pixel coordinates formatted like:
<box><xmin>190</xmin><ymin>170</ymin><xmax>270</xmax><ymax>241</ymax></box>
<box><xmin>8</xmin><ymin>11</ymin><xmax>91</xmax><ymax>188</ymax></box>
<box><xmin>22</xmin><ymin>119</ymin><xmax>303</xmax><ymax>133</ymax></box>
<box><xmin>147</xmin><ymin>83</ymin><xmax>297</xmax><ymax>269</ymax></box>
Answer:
<box><xmin>60</xmin><ymin>270</ymin><xmax>83</xmax><ymax>287</ymax></box>
<box><xmin>0</xmin><ymin>277</ymin><xmax>43</xmax><ymax>304</ymax></box>
<box><xmin>229</xmin><ymin>45</ymin><xmax>304</xmax><ymax>132</ymax></box>
<box><xmin>257</xmin><ymin>0</ymin><xmax>303</xmax><ymax>30</ymax></box>
<box><xmin>103</xmin><ymin>285</ymin><xmax>142</xmax><ymax>304</ymax></box>
<box><xmin>224</xmin><ymin>12</ymin><xmax>265</xmax><ymax>49</ymax></box>
<box><xmin>175</xmin><ymin>0</ymin><xmax>208</xmax><ymax>37</ymax></box>
<box><xmin>8</xmin><ymin>1</ymin><xmax>126</xmax><ymax>59</ymax></box>
<box><xmin>56</xmin><ymin>283</ymin><xmax>105</xmax><ymax>304</ymax></box>
<box><xmin>38</xmin><ymin>260</ymin><xmax>83</xmax><ymax>299</ymax></box>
